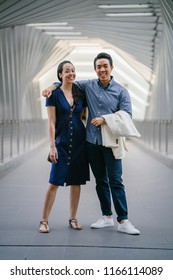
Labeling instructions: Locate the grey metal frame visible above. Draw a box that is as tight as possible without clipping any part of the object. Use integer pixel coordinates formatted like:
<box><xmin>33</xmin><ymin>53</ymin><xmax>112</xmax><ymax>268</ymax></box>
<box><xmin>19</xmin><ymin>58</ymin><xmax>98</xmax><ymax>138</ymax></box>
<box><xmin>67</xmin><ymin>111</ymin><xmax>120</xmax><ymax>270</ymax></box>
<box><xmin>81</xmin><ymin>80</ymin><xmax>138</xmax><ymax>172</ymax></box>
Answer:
<box><xmin>134</xmin><ymin>120</ymin><xmax>173</xmax><ymax>160</ymax></box>
<box><xmin>0</xmin><ymin>119</ymin><xmax>48</xmax><ymax>164</ymax></box>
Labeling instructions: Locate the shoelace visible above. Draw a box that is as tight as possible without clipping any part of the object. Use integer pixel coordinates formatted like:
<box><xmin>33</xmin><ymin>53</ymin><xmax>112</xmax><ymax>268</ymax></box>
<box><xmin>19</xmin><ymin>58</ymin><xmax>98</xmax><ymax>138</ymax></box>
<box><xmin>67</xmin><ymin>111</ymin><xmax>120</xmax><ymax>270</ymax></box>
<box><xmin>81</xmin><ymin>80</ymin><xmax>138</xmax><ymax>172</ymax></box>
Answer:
<box><xmin>126</xmin><ymin>221</ymin><xmax>135</xmax><ymax>228</ymax></box>
<box><xmin>97</xmin><ymin>216</ymin><xmax>107</xmax><ymax>223</ymax></box>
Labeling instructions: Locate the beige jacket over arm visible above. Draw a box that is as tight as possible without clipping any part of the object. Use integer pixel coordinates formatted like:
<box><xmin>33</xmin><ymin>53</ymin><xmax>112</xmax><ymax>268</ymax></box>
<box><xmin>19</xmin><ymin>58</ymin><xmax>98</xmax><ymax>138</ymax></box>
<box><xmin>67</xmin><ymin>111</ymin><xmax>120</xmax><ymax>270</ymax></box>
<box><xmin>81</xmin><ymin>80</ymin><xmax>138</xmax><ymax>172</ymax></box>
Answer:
<box><xmin>101</xmin><ymin>110</ymin><xmax>141</xmax><ymax>159</ymax></box>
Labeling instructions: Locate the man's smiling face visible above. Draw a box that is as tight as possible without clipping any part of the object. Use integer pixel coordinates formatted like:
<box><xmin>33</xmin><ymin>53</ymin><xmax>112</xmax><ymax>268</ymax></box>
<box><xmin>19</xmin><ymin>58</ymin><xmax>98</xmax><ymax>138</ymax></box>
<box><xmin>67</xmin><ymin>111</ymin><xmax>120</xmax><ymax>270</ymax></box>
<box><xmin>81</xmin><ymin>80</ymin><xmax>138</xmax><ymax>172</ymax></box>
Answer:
<box><xmin>95</xmin><ymin>58</ymin><xmax>113</xmax><ymax>85</ymax></box>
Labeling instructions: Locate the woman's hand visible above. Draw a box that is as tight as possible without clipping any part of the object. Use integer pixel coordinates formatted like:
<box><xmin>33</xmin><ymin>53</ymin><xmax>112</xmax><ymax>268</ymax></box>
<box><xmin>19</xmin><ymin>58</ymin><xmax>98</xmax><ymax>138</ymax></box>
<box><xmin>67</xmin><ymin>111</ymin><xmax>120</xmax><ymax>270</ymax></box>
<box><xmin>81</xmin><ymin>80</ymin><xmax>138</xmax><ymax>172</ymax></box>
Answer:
<box><xmin>91</xmin><ymin>117</ymin><xmax>105</xmax><ymax>126</ymax></box>
<box><xmin>49</xmin><ymin>146</ymin><xmax>58</xmax><ymax>163</ymax></box>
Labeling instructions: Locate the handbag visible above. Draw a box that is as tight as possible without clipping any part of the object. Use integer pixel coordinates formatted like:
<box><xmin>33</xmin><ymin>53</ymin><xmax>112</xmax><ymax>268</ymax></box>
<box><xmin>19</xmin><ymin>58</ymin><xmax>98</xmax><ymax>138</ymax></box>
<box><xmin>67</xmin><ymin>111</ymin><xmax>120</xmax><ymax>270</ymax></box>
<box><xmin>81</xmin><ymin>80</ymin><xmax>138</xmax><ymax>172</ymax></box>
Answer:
<box><xmin>47</xmin><ymin>104</ymin><xmax>76</xmax><ymax>163</ymax></box>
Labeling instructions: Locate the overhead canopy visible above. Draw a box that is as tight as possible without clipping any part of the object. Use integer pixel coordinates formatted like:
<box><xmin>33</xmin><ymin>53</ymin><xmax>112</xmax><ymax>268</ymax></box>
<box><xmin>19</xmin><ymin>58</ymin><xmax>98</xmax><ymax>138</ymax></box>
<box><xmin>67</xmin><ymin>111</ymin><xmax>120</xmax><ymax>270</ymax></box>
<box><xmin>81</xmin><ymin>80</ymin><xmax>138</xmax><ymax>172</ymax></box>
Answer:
<box><xmin>0</xmin><ymin>0</ymin><xmax>166</xmax><ymax>120</ymax></box>
<box><xmin>0</xmin><ymin>0</ymin><xmax>162</xmax><ymax>80</ymax></box>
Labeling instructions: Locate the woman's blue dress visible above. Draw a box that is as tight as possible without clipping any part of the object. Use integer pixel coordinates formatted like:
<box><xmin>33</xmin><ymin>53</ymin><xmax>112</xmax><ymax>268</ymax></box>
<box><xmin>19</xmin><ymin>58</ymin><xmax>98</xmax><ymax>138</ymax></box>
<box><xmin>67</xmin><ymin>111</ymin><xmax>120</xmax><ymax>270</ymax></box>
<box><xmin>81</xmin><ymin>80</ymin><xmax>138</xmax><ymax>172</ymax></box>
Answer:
<box><xmin>46</xmin><ymin>88</ymin><xmax>90</xmax><ymax>186</ymax></box>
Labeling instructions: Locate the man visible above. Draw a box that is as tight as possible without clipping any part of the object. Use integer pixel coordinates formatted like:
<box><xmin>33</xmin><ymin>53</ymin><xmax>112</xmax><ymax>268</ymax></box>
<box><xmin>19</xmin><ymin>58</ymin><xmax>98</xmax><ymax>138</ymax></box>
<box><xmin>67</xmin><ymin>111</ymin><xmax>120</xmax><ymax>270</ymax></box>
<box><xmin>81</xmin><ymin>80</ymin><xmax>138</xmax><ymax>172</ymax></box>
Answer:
<box><xmin>42</xmin><ymin>52</ymin><xmax>140</xmax><ymax>235</ymax></box>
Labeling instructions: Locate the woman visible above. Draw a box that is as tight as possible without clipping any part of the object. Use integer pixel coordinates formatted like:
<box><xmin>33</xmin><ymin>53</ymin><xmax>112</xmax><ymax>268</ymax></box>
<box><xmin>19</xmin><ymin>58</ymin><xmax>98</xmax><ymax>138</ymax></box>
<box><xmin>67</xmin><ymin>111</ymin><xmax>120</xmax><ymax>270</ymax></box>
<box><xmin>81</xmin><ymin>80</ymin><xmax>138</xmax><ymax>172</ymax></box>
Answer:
<box><xmin>39</xmin><ymin>61</ymin><xmax>90</xmax><ymax>233</ymax></box>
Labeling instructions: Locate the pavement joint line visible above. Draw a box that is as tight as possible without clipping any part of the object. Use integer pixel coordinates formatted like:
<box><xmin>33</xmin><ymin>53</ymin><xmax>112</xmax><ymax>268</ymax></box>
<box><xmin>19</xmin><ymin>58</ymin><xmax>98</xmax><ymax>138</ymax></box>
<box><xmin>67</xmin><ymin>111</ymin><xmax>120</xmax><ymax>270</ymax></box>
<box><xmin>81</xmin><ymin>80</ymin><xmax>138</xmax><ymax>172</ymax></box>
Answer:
<box><xmin>0</xmin><ymin>244</ymin><xmax>173</xmax><ymax>251</ymax></box>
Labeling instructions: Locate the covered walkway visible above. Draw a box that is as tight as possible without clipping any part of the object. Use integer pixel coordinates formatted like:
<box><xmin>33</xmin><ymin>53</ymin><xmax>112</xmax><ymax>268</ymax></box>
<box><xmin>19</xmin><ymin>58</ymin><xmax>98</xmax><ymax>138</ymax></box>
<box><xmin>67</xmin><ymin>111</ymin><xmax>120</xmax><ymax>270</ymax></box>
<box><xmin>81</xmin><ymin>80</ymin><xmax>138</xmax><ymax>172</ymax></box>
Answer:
<box><xmin>0</xmin><ymin>0</ymin><xmax>173</xmax><ymax>266</ymax></box>
<box><xmin>0</xmin><ymin>140</ymin><xmax>173</xmax><ymax>260</ymax></box>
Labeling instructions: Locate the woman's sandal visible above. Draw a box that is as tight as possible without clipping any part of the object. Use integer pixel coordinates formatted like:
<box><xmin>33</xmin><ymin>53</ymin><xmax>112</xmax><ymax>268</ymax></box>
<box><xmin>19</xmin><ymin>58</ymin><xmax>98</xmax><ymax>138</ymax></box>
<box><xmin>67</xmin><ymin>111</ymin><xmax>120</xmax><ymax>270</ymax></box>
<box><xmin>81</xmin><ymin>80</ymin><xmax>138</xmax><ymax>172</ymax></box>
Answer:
<box><xmin>69</xmin><ymin>219</ymin><xmax>83</xmax><ymax>230</ymax></box>
<box><xmin>39</xmin><ymin>221</ymin><xmax>49</xmax><ymax>233</ymax></box>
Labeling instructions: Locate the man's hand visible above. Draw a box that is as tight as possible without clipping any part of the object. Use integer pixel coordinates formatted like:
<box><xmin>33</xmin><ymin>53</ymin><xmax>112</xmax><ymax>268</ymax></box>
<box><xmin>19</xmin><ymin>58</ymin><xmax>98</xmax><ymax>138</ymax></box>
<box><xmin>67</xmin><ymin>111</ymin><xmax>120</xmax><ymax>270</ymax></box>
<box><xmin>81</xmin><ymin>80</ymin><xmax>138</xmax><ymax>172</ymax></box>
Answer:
<box><xmin>42</xmin><ymin>85</ymin><xmax>57</xmax><ymax>98</ymax></box>
<box><xmin>91</xmin><ymin>117</ymin><xmax>105</xmax><ymax>126</ymax></box>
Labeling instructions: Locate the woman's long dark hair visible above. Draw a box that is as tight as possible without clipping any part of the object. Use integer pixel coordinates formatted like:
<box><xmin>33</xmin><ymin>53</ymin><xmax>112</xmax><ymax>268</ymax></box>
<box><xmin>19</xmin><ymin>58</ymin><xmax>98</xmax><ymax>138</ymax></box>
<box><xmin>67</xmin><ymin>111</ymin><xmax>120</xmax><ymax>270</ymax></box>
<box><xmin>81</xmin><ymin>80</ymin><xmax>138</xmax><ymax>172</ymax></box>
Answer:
<box><xmin>57</xmin><ymin>60</ymin><xmax>82</xmax><ymax>104</ymax></box>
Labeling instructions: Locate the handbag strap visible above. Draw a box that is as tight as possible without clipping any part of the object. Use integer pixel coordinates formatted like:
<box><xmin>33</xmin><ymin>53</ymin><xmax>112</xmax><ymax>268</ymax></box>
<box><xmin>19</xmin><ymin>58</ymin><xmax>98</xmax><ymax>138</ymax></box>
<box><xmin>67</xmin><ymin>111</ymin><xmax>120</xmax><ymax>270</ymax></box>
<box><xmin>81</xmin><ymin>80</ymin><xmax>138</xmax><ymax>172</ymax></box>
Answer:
<box><xmin>55</xmin><ymin>104</ymin><xmax>75</xmax><ymax>139</ymax></box>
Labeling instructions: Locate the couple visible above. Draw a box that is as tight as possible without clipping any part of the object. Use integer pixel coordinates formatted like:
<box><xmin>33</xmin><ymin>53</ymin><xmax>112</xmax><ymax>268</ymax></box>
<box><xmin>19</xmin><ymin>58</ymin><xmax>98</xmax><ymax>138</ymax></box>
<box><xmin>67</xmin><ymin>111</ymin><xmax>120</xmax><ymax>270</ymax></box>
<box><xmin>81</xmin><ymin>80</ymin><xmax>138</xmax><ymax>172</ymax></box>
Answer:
<box><xmin>39</xmin><ymin>52</ymin><xmax>140</xmax><ymax>235</ymax></box>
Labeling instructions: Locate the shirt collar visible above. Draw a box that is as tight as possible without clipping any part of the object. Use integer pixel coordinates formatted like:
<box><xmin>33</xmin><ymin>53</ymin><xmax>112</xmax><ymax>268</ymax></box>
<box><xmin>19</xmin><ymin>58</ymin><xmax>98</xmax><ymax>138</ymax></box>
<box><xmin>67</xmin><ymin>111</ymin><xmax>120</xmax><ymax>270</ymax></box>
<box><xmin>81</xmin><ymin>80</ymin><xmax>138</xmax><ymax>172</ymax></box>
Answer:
<box><xmin>97</xmin><ymin>76</ymin><xmax>113</xmax><ymax>89</ymax></box>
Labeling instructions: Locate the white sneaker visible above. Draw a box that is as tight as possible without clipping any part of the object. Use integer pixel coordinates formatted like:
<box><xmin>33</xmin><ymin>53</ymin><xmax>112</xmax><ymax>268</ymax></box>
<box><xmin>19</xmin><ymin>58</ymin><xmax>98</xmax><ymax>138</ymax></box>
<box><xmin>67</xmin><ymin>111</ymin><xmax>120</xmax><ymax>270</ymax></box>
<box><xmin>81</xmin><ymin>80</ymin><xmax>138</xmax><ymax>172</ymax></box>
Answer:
<box><xmin>117</xmin><ymin>220</ymin><xmax>140</xmax><ymax>235</ymax></box>
<box><xmin>91</xmin><ymin>216</ymin><xmax>114</xmax><ymax>229</ymax></box>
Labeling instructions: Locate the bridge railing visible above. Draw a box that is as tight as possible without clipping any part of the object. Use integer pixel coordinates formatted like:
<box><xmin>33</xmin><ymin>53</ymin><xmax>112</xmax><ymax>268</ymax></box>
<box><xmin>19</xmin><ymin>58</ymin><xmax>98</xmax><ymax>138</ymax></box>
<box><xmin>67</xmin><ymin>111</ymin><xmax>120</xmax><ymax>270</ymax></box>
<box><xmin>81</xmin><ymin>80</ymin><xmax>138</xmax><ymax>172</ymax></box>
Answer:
<box><xmin>0</xmin><ymin>119</ymin><xmax>48</xmax><ymax>164</ymax></box>
<box><xmin>133</xmin><ymin>120</ymin><xmax>173</xmax><ymax>167</ymax></box>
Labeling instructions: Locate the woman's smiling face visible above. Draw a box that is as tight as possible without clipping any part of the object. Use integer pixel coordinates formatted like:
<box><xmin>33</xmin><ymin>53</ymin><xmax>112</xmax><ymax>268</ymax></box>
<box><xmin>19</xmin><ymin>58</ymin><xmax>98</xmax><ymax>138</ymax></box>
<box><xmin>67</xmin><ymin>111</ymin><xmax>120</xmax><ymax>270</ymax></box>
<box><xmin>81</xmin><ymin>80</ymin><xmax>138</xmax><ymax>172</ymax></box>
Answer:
<box><xmin>59</xmin><ymin>63</ymin><xmax>76</xmax><ymax>84</ymax></box>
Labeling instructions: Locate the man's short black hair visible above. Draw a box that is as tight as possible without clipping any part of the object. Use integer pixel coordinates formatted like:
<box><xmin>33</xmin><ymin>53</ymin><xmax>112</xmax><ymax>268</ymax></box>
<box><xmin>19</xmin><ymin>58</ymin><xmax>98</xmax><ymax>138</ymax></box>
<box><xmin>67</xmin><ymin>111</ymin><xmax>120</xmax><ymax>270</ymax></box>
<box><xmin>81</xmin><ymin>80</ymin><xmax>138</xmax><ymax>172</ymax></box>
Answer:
<box><xmin>94</xmin><ymin>52</ymin><xmax>113</xmax><ymax>69</ymax></box>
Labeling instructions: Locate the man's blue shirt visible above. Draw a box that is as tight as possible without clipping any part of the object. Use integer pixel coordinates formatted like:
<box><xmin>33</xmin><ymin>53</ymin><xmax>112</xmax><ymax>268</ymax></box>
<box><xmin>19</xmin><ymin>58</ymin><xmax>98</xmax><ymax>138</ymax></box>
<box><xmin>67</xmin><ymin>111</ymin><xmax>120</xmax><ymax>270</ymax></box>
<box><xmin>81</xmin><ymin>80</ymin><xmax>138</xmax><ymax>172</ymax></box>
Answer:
<box><xmin>54</xmin><ymin>77</ymin><xmax>132</xmax><ymax>145</ymax></box>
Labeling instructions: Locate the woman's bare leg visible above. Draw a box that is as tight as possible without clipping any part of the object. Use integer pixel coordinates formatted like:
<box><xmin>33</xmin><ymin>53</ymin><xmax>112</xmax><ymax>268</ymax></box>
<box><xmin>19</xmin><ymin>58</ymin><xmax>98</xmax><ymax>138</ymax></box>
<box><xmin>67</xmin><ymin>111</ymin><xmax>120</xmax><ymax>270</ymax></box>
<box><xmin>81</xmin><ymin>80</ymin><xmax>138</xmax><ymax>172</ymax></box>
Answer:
<box><xmin>41</xmin><ymin>184</ymin><xmax>58</xmax><ymax>221</ymax></box>
<box><xmin>70</xmin><ymin>185</ymin><xmax>81</xmax><ymax>219</ymax></box>
<box><xmin>69</xmin><ymin>185</ymin><xmax>82</xmax><ymax>229</ymax></box>
<box><xmin>39</xmin><ymin>184</ymin><xmax>58</xmax><ymax>232</ymax></box>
